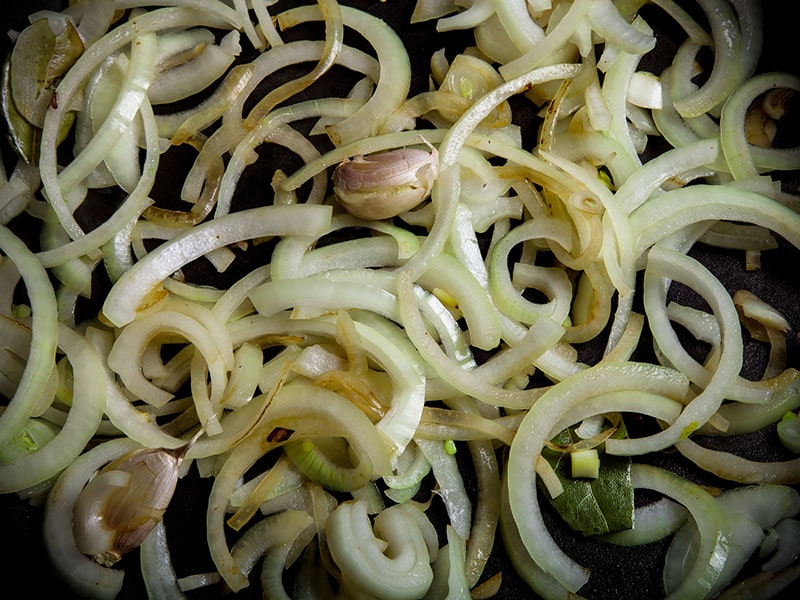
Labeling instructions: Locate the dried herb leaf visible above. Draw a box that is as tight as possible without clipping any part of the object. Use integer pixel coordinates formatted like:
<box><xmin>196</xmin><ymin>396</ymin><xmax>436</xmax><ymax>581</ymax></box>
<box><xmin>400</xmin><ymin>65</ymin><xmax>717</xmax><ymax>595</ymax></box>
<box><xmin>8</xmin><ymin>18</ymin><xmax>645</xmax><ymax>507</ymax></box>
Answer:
<box><xmin>9</xmin><ymin>17</ymin><xmax>83</xmax><ymax>128</ymax></box>
<box><xmin>1</xmin><ymin>56</ymin><xmax>41</xmax><ymax>163</ymax></box>
<box><xmin>540</xmin><ymin>421</ymin><xmax>634</xmax><ymax>536</ymax></box>
<box><xmin>2</xmin><ymin>39</ymin><xmax>78</xmax><ymax>164</ymax></box>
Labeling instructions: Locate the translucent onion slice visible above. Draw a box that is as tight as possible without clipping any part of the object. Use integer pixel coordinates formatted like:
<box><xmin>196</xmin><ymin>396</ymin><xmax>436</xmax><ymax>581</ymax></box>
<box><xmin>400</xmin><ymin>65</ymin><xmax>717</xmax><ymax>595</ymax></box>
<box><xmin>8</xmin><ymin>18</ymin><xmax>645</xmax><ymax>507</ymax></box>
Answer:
<box><xmin>630</xmin><ymin>183</ymin><xmax>800</xmax><ymax>256</ymax></box>
<box><xmin>498</xmin><ymin>0</ymin><xmax>591</xmax><ymax>81</ymax></box>
<box><xmin>493</xmin><ymin>0</ymin><xmax>544</xmax><ymax>52</ymax></box>
<box><xmin>0</xmin><ymin>324</ymin><xmax>105</xmax><ymax>493</ymax></box>
<box><xmin>106</xmin><ymin>309</ymin><xmax>230</xmax><ymax>409</ymax></box>
<box><xmin>279</xmin><ymin>4</ymin><xmax>410</xmax><ymax>146</ymax></box>
<box><xmin>102</xmin><ymin>204</ymin><xmax>332</xmax><ymax>327</ymax></box>
<box><xmin>719</xmin><ymin>71</ymin><xmax>800</xmax><ymax>180</ymax></box>
<box><xmin>436</xmin><ymin>0</ymin><xmax>494</xmax><ymax>32</ymax></box>
<box><xmin>148</xmin><ymin>31</ymin><xmax>240</xmax><ymax>105</ymax></box>
<box><xmin>36</xmin><ymin>90</ymin><xmax>161</xmax><ymax>268</ymax></box>
<box><xmin>427</xmin><ymin>525</ymin><xmax>470</xmax><ymax>598</ymax></box>
<box><xmin>226</xmin><ymin>313</ymin><xmax>426</xmax><ymax>460</ymax></box>
<box><xmin>207</xmin><ymin>381</ymin><xmax>392</xmax><ymax>591</ymax></box>
<box><xmin>397</xmin><ymin>269</ymin><xmax>563</xmax><ymax>410</ymax></box>
<box><xmin>229</xmin><ymin>509</ymin><xmax>315</xmax><ymax>597</ymax></box>
<box><xmin>671</xmin><ymin>0</ymin><xmax>742</xmax><ymax>118</ymax></box>
<box><xmin>604</xmin><ymin>245</ymin><xmax>742</xmax><ymax>455</ymax></box>
<box><xmin>326</xmin><ymin>500</ymin><xmax>435</xmax><ymax>599</ymax></box>
<box><xmin>139</xmin><ymin>520</ymin><xmax>185</xmax><ymax>600</ymax></box>
<box><xmin>415</xmin><ymin>437</ymin><xmax>472</xmax><ymax>540</ymax></box>
<box><xmin>57</xmin><ymin>32</ymin><xmax>156</xmax><ymax>196</ymax></box>
<box><xmin>0</xmin><ymin>225</ymin><xmax>58</xmax><ymax>448</ymax></box>
<box><xmin>460</xmin><ymin>425</ymin><xmax>501</xmax><ymax>586</ymax></box>
<box><xmin>675</xmin><ymin>438</ymin><xmax>800</xmax><ymax>484</ymax></box>
<box><xmin>216</xmin><ymin>98</ymin><xmax>360</xmax><ymax>217</ymax></box>
<box><xmin>630</xmin><ymin>463</ymin><xmax>731</xmax><ymax>598</ymax></box>
<box><xmin>762</xmin><ymin>518</ymin><xmax>800</xmax><ymax>573</ymax></box>
<box><xmin>600</xmin><ymin>497</ymin><xmax>689</xmax><ymax>546</ymax></box>
<box><xmin>403</xmin><ymin>63</ymin><xmax>581</xmax><ymax>281</ymax></box>
<box><xmin>418</xmin><ymin>252</ymin><xmax>501</xmax><ymax>351</ymax></box>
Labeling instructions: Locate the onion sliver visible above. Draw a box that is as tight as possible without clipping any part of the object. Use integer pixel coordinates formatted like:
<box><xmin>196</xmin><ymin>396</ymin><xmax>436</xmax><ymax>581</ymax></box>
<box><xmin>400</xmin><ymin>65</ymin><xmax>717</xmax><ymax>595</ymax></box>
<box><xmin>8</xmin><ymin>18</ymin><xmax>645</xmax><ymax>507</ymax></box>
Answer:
<box><xmin>630</xmin><ymin>463</ymin><xmax>731</xmax><ymax>599</ymax></box>
<box><xmin>102</xmin><ymin>204</ymin><xmax>332</xmax><ymax>327</ymax></box>
<box><xmin>38</xmin><ymin>7</ymin><xmax>239</xmax><ymax>240</ymax></box>
<box><xmin>0</xmin><ymin>226</ymin><xmax>58</xmax><ymax>448</ymax></box>
<box><xmin>140</xmin><ymin>521</ymin><xmax>185</xmax><ymax>600</ymax></box>
<box><xmin>630</xmin><ymin>183</ymin><xmax>800</xmax><ymax>255</ymax></box>
<box><xmin>603</xmin><ymin>244</ymin><xmax>743</xmax><ymax>455</ymax></box>
<box><xmin>0</xmin><ymin>324</ymin><xmax>106</xmax><ymax>493</ymax></box>
<box><xmin>719</xmin><ymin>71</ymin><xmax>800</xmax><ymax>180</ymax></box>
<box><xmin>280</xmin><ymin>5</ymin><xmax>411</xmax><ymax>146</ymax></box>
<box><xmin>326</xmin><ymin>500</ymin><xmax>435</xmax><ymax>599</ymax></box>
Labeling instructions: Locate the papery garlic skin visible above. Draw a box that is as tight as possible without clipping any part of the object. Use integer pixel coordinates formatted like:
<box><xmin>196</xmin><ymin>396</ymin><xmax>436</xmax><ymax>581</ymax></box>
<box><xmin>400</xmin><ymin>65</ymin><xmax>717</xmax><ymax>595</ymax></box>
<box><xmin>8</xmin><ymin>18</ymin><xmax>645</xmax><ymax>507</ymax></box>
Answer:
<box><xmin>332</xmin><ymin>143</ymin><xmax>439</xmax><ymax>220</ymax></box>
<box><xmin>73</xmin><ymin>445</ymin><xmax>185</xmax><ymax>566</ymax></box>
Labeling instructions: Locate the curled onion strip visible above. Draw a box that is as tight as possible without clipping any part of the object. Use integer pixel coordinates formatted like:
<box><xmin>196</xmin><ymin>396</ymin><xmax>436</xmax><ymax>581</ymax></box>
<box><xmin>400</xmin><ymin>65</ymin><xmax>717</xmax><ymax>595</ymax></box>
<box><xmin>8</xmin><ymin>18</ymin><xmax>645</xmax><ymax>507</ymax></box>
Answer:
<box><xmin>605</xmin><ymin>245</ymin><xmax>743</xmax><ymax>455</ymax></box>
<box><xmin>292</xmin><ymin>5</ymin><xmax>411</xmax><ymax>146</ymax></box>
<box><xmin>675</xmin><ymin>438</ymin><xmax>800</xmax><ymax>484</ymax></box>
<box><xmin>397</xmin><ymin>269</ymin><xmax>563</xmax><ymax>410</ymax></box>
<box><xmin>326</xmin><ymin>500</ymin><xmax>435</xmax><ymax>599</ymax></box>
<box><xmin>246</xmin><ymin>0</ymin><xmax>344</xmax><ymax>128</ymax></box>
<box><xmin>226</xmin><ymin>313</ymin><xmax>426</xmax><ymax>460</ymax></box>
<box><xmin>630</xmin><ymin>463</ymin><xmax>731</xmax><ymax>599</ymax></box>
<box><xmin>139</xmin><ymin>521</ymin><xmax>185</xmax><ymax>600</ymax></box>
<box><xmin>630</xmin><ymin>184</ymin><xmax>800</xmax><ymax>255</ymax></box>
<box><xmin>102</xmin><ymin>204</ymin><xmax>332</xmax><ymax>327</ymax></box>
<box><xmin>498</xmin><ymin>0</ymin><xmax>592</xmax><ymax>81</ymax></box>
<box><xmin>0</xmin><ymin>226</ymin><xmax>58</xmax><ymax>448</ymax></box>
<box><xmin>0</xmin><ymin>324</ymin><xmax>106</xmax><ymax>493</ymax></box>
<box><xmin>36</xmin><ymin>89</ymin><xmax>160</xmax><ymax>268</ymax></box>
<box><xmin>671</xmin><ymin>0</ymin><xmax>742</xmax><ymax>117</ymax></box>
<box><xmin>719</xmin><ymin>71</ymin><xmax>800</xmax><ymax>180</ymax></box>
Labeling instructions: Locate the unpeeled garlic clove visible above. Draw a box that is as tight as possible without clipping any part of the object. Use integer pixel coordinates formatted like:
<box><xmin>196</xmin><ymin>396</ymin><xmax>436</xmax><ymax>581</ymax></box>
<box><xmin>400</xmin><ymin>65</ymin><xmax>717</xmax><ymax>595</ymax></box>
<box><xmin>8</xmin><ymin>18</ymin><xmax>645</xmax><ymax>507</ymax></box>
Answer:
<box><xmin>332</xmin><ymin>142</ymin><xmax>439</xmax><ymax>220</ymax></box>
<box><xmin>73</xmin><ymin>443</ymin><xmax>190</xmax><ymax>566</ymax></box>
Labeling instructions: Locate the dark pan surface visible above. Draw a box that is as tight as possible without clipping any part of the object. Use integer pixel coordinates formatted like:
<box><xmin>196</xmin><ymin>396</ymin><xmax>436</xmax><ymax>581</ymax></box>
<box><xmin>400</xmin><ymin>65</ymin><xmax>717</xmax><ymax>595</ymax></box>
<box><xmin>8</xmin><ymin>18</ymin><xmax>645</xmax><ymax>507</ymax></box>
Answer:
<box><xmin>1</xmin><ymin>1</ymin><xmax>798</xmax><ymax>598</ymax></box>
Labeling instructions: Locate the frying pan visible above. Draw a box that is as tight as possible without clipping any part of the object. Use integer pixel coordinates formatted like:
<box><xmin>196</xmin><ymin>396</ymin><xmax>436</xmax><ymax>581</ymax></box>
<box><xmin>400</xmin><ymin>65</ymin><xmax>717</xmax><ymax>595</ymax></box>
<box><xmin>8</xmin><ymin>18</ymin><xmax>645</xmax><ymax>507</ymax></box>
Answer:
<box><xmin>0</xmin><ymin>1</ymin><xmax>798</xmax><ymax>598</ymax></box>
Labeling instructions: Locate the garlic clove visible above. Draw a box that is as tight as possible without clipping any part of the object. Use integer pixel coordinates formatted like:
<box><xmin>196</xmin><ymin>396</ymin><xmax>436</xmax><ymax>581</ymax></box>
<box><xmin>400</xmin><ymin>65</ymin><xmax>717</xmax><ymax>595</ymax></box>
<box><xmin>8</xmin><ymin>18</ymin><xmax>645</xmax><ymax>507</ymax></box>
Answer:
<box><xmin>73</xmin><ymin>443</ymin><xmax>189</xmax><ymax>566</ymax></box>
<box><xmin>332</xmin><ymin>142</ymin><xmax>439</xmax><ymax>220</ymax></box>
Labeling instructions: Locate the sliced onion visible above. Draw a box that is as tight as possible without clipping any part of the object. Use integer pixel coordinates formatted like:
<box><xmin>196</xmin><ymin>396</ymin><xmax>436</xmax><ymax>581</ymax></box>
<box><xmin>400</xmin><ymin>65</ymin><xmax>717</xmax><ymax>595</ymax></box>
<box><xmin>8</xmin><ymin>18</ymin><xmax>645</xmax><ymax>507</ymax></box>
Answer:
<box><xmin>102</xmin><ymin>204</ymin><xmax>332</xmax><ymax>327</ymax></box>
<box><xmin>140</xmin><ymin>520</ymin><xmax>185</xmax><ymax>600</ymax></box>
<box><xmin>0</xmin><ymin>324</ymin><xmax>105</xmax><ymax>493</ymax></box>
<box><xmin>0</xmin><ymin>226</ymin><xmax>58</xmax><ymax>448</ymax></box>
<box><xmin>326</xmin><ymin>500</ymin><xmax>435</xmax><ymax>599</ymax></box>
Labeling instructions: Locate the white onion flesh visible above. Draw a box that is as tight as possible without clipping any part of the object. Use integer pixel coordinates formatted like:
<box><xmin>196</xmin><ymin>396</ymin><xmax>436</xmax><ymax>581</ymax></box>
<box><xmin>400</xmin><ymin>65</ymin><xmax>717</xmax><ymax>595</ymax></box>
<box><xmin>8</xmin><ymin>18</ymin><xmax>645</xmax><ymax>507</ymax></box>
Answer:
<box><xmin>1</xmin><ymin>1</ymin><xmax>799</xmax><ymax>599</ymax></box>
